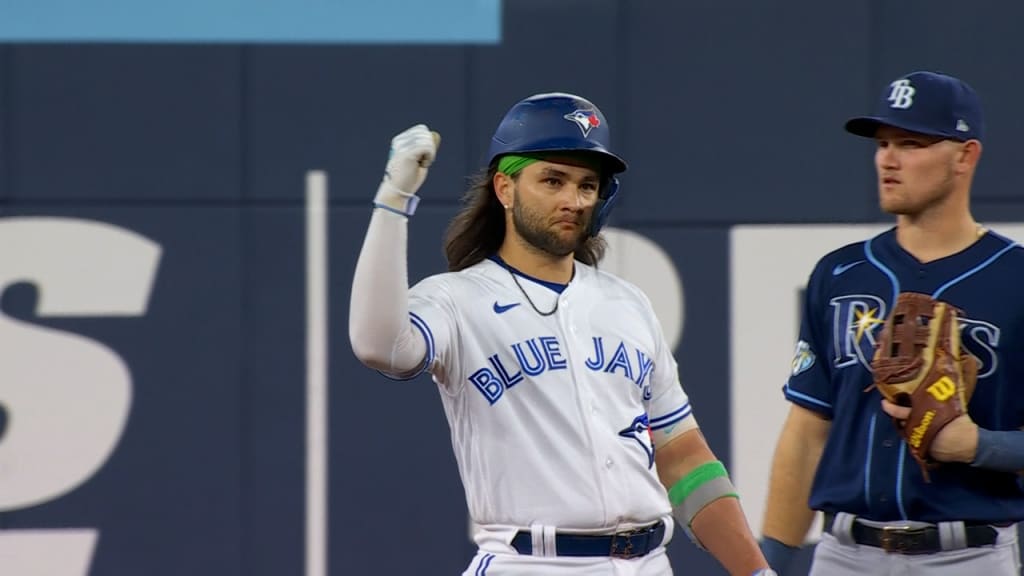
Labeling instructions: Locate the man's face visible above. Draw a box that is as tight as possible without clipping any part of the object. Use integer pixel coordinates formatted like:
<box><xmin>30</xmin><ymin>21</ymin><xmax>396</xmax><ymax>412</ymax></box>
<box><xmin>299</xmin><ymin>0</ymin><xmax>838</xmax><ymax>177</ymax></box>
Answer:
<box><xmin>510</xmin><ymin>158</ymin><xmax>602</xmax><ymax>257</ymax></box>
<box><xmin>874</xmin><ymin>125</ymin><xmax>964</xmax><ymax>215</ymax></box>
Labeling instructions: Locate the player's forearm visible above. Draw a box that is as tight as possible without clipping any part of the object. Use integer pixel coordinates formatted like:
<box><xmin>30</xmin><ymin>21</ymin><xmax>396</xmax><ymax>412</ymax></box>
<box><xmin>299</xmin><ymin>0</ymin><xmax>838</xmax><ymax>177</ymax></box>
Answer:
<box><xmin>762</xmin><ymin>407</ymin><xmax>829</xmax><ymax>546</ymax></box>
<box><xmin>655</xmin><ymin>431</ymin><xmax>770</xmax><ymax>574</ymax></box>
<box><xmin>348</xmin><ymin>209</ymin><xmax>425</xmax><ymax>373</ymax></box>
<box><xmin>691</xmin><ymin>497</ymin><xmax>771</xmax><ymax>576</ymax></box>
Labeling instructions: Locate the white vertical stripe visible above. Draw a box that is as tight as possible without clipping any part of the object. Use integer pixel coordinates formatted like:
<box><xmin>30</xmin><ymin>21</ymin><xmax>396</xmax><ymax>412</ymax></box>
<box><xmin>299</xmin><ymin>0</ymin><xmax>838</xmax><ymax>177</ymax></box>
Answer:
<box><xmin>305</xmin><ymin>170</ymin><xmax>329</xmax><ymax>576</ymax></box>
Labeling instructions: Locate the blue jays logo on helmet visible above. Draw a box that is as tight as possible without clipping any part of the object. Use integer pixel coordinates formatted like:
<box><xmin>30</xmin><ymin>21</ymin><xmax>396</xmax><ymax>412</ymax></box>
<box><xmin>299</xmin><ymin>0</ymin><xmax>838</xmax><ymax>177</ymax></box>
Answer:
<box><xmin>619</xmin><ymin>414</ymin><xmax>655</xmax><ymax>469</ymax></box>
<box><xmin>563</xmin><ymin>109</ymin><xmax>601</xmax><ymax>137</ymax></box>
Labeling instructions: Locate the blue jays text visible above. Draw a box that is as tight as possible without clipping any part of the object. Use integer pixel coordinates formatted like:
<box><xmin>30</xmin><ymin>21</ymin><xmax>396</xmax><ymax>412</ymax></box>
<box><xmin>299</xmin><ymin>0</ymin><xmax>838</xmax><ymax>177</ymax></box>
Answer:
<box><xmin>469</xmin><ymin>335</ymin><xmax>655</xmax><ymax>404</ymax></box>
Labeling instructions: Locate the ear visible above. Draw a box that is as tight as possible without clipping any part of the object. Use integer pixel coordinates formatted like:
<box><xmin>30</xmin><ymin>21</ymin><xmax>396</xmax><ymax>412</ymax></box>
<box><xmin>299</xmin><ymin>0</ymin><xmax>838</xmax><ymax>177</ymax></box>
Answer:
<box><xmin>493</xmin><ymin>171</ymin><xmax>515</xmax><ymax>209</ymax></box>
<box><xmin>957</xmin><ymin>139</ymin><xmax>983</xmax><ymax>173</ymax></box>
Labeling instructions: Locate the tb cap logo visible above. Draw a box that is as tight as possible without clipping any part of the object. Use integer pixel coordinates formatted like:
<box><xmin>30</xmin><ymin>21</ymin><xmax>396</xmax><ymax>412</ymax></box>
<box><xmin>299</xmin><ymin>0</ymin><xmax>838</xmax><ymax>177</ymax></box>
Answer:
<box><xmin>888</xmin><ymin>79</ymin><xmax>916</xmax><ymax>109</ymax></box>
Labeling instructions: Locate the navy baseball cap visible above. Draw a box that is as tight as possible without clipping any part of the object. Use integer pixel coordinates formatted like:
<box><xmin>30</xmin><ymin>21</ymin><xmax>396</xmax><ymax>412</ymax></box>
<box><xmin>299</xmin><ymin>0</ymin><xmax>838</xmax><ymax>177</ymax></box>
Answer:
<box><xmin>845</xmin><ymin>71</ymin><xmax>984</xmax><ymax>141</ymax></box>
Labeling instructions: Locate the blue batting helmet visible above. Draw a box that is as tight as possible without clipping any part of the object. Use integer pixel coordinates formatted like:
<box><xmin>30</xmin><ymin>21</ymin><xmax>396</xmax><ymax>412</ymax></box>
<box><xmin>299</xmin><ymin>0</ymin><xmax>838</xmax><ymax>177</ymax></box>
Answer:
<box><xmin>487</xmin><ymin>92</ymin><xmax>628</xmax><ymax>235</ymax></box>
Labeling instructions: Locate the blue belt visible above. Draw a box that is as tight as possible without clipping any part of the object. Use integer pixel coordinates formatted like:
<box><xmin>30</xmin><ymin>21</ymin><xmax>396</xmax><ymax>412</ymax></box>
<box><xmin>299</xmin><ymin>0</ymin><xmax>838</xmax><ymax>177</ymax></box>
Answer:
<box><xmin>510</xmin><ymin>521</ymin><xmax>666</xmax><ymax>559</ymax></box>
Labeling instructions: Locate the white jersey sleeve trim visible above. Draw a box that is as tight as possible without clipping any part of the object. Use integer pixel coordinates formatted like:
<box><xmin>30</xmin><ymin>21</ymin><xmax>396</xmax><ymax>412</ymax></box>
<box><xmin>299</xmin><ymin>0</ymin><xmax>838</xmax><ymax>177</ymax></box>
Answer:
<box><xmin>650</xmin><ymin>402</ymin><xmax>692</xmax><ymax>431</ymax></box>
<box><xmin>375</xmin><ymin>312</ymin><xmax>436</xmax><ymax>381</ymax></box>
<box><xmin>650</xmin><ymin>403</ymin><xmax>699</xmax><ymax>447</ymax></box>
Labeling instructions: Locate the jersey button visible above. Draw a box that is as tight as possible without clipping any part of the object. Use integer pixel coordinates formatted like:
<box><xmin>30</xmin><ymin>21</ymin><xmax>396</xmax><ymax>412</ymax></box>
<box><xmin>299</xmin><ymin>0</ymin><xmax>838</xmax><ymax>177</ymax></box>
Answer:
<box><xmin>605</xmin><ymin>458</ymin><xmax>614</xmax><ymax>469</ymax></box>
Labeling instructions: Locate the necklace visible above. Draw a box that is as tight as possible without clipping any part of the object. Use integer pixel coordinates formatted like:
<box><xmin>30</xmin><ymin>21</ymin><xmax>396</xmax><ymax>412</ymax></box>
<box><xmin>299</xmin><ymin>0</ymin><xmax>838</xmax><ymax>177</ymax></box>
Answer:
<box><xmin>508</xmin><ymin>268</ymin><xmax>560</xmax><ymax>316</ymax></box>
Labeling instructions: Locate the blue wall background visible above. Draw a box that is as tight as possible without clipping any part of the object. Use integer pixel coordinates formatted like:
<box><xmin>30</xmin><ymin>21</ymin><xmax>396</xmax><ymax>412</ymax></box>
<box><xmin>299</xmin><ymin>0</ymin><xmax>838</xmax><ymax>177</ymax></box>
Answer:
<box><xmin>2</xmin><ymin>1</ymin><xmax>1024</xmax><ymax>574</ymax></box>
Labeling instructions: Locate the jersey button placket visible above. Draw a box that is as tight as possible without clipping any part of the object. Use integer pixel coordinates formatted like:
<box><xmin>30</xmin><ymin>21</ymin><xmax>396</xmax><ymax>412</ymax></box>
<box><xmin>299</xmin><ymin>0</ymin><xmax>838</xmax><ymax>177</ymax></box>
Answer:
<box><xmin>554</xmin><ymin>291</ymin><xmax>611</xmax><ymax>522</ymax></box>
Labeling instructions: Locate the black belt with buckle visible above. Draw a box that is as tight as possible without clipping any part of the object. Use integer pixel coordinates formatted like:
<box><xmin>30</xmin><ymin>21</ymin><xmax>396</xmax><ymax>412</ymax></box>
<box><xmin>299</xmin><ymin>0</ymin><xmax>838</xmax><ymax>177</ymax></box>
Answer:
<box><xmin>824</xmin><ymin>512</ymin><xmax>999</xmax><ymax>555</ymax></box>
<box><xmin>510</xmin><ymin>520</ymin><xmax>665</xmax><ymax>559</ymax></box>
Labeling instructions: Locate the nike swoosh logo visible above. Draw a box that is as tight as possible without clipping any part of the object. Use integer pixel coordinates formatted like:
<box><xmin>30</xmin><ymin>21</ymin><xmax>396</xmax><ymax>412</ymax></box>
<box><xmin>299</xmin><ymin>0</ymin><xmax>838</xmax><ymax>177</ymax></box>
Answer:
<box><xmin>832</xmin><ymin>260</ymin><xmax>866</xmax><ymax>276</ymax></box>
<box><xmin>493</xmin><ymin>302</ymin><xmax>521</xmax><ymax>314</ymax></box>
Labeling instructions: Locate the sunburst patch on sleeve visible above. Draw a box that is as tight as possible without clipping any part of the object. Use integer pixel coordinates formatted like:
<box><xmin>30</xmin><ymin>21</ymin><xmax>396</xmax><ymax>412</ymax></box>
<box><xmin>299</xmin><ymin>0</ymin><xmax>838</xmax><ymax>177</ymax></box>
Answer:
<box><xmin>790</xmin><ymin>340</ymin><xmax>816</xmax><ymax>376</ymax></box>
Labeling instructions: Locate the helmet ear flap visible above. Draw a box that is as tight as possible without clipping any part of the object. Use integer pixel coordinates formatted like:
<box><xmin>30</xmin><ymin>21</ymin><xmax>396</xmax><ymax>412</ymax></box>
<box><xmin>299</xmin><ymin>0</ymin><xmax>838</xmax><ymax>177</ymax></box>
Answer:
<box><xmin>590</xmin><ymin>177</ymin><xmax>620</xmax><ymax>236</ymax></box>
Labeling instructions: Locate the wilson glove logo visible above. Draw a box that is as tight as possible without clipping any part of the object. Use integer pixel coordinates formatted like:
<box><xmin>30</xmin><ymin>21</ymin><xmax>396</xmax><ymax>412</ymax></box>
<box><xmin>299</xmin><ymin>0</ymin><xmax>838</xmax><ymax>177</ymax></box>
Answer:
<box><xmin>927</xmin><ymin>377</ymin><xmax>957</xmax><ymax>402</ymax></box>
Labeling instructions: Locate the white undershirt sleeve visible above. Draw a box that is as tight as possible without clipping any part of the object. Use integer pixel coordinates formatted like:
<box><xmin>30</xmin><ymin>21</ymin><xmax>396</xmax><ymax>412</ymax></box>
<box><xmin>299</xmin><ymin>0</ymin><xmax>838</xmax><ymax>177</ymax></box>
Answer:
<box><xmin>348</xmin><ymin>209</ymin><xmax>428</xmax><ymax>377</ymax></box>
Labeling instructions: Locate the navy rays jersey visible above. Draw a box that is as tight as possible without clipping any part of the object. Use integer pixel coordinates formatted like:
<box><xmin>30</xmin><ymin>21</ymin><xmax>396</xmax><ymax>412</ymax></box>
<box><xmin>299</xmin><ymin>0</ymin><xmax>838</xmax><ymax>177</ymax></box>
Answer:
<box><xmin>785</xmin><ymin>227</ymin><xmax>1024</xmax><ymax>523</ymax></box>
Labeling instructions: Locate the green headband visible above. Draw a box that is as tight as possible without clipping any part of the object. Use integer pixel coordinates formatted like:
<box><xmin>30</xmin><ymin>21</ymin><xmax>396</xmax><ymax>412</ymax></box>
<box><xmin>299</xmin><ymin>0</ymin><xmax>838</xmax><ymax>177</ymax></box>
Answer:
<box><xmin>497</xmin><ymin>154</ymin><xmax>541</xmax><ymax>176</ymax></box>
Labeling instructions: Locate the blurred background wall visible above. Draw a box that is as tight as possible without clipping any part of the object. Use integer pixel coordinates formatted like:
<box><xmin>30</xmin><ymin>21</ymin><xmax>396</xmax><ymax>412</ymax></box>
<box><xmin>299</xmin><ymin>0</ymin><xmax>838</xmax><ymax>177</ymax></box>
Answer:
<box><xmin>2</xmin><ymin>1</ymin><xmax>1023</xmax><ymax>574</ymax></box>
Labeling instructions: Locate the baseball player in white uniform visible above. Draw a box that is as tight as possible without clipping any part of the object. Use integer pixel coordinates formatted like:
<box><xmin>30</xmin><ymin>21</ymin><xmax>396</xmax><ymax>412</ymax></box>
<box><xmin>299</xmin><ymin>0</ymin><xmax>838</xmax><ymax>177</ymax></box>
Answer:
<box><xmin>349</xmin><ymin>92</ymin><xmax>775</xmax><ymax>575</ymax></box>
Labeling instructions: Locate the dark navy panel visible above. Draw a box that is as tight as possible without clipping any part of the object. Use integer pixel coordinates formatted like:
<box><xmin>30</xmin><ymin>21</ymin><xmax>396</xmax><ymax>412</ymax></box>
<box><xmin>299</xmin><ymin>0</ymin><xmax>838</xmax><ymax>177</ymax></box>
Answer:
<box><xmin>0</xmin><ymin>45</ymin><xmax>9</xmax><ymax>204</ymax></box>
<box><xmin>974</xmin><ymin>203</ymin><xmax>1024</xmax><ymax>224</ymax></box>
<box><xmin>466</xmin><ymin>0</ymin><xmax>622</xmax><ymax>171</ymax></box>
<box><xmin>244</xmin><ymin>46</ymin><xmax>470</xmax><ymax>203</ymax></box>
<box><xmin>0</xmin><ymin>206</ymin><xmax>244</xmax><ymax>575</ymax></box>
<box><xmin>241</xmin><ymin>206</ymin><xmax>306</xmax><ymax>576</ymax></box>
<box><xmin>617</xmin><ymin>2</ymin><xmax>875</xmax><ymax>225</ymax></box>
<box><xmin>331</xmin><ymin>206</ymin><xmax>473</xmax><ymax>575</ymax></box>
<box><xmin>869</xmin><ymin>0</ymin><xmax>1024</xmax><ymax>202</ymax></box>
<box><xmin>6</xmin><ymin>45</ymin><xmax>242</xmax><ymax>201</ymax></box>
<box><xmin>0</xmin><ymin>46</ymin><xmax>7</xmax><ymax>203</ymax></box>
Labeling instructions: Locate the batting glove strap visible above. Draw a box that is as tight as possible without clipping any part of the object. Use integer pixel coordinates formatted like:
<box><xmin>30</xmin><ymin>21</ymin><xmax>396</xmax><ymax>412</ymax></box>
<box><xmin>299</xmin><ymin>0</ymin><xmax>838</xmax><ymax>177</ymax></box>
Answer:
<box><xmin>373</xmin><ymin>180</ymin><xmax>421</xmax><ymax>217</ymax></box>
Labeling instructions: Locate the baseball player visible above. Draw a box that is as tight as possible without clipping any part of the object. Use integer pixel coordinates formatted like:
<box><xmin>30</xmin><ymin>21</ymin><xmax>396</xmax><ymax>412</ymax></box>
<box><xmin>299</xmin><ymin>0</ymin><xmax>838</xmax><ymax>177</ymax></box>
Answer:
<box><xmin>349</xmin><ymin>93</ymin><xmax>775</xmax><ymax>575</ymax></box>
<box><xmin>760</xmin><ymin>71</ymin><xmax>1024</xmax><ymax>575</ymax></box>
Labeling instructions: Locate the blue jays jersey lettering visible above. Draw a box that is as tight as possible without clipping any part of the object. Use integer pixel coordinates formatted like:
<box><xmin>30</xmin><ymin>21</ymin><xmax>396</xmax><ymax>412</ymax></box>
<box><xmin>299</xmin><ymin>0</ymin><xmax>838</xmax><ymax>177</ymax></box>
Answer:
<box><xmin>404</xmin><ymin>258</ymin><xmax>694</xmax><ymax>531</ymax></box>
<box><xmin>785</xmin><ymin>227</ymin><xmax>1024</xmax><ymax>523</ymax></box>
<box><xmin>469</xmin><ymin>335</ymin><xmax>656</xmax><ymax>405</ymax></box>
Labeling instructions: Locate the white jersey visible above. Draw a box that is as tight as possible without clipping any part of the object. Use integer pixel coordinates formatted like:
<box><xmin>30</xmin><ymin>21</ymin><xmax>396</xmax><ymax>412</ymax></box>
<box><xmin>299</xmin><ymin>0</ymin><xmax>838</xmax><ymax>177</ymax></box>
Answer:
<box><xmin>402</xmin><ymin>257</ymin><xmax>696</xmax><ymax>532</ymax></box>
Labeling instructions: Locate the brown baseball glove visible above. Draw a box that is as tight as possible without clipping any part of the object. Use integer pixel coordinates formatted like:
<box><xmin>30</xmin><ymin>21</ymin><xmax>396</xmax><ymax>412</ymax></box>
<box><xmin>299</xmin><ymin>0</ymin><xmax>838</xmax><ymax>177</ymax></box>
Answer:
<box><xmin>868</xmin><ymin>292</ymin><xmax>978</xmax><ymax>481</ymax></box>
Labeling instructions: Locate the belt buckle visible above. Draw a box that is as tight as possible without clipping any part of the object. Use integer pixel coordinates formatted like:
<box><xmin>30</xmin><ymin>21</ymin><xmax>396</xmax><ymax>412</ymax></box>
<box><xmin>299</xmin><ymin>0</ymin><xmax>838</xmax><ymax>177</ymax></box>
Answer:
<box><xmin>878</xmin><ymin>525</ymin><xmax>923</xmax><ymax>554</ymax></box>
<box><xmin>609</xmin><ymin>527</ymin><xmax>644</xmax><ymax>559</ymax></box>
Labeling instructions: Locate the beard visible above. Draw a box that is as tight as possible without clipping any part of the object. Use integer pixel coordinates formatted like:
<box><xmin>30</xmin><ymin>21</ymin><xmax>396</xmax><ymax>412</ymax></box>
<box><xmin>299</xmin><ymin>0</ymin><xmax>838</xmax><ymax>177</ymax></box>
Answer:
<box><xmin>510</xmin><ymin>195</ymin><xmax>592</xmax><ymax>258</ymax></box>
<box><xmin>879</xmin><ymin>170</ymin><xmax>955</xmax><ymax>216</ymax></box>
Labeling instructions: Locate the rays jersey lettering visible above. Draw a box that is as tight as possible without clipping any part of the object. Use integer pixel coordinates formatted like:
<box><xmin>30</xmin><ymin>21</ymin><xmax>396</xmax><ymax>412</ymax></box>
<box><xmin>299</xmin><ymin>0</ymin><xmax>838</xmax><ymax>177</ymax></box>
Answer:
<box><xmin>469</xmin><ymin>335</ymin><xmax>655</xmax><ymax>405</ymax></box>
<box><xmin>830</xmin><ymin>294</ymin><xmax>999</xmax><ymax>377</ymax></box>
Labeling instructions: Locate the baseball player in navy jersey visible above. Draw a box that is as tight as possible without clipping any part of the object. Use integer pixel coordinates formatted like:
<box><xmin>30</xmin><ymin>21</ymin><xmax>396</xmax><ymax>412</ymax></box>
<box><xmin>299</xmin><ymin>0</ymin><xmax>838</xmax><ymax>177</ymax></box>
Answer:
<box><xmin>349</xmin><ymin>92</ymin><xmax>774</xmax><ymax>575</ymax></box>
<box><xmin>760</xmin><ymin>71</ymin><xmax>1024</xmax><ymax>575</ymax></box>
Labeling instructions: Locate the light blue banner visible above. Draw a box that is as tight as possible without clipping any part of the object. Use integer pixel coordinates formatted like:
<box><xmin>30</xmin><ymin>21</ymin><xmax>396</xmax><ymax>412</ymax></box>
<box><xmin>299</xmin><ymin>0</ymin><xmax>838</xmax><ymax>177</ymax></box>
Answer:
<box><xmin>0</xmin><ymin>0</ymin><xmax>501</xmax><ymax>43</ymax></box>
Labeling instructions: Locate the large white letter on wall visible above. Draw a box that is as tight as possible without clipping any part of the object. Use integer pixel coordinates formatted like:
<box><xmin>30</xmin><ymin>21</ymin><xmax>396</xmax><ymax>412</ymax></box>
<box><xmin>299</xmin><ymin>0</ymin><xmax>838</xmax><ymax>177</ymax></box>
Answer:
<box><xmin>603</xmin><ymin>227</ymin><xmax>685</xmax><ymax>350</ymax></box>
<box><xmin>0</xmin><ymin>217</ymin><xmax>162</xmax><ymax>575</ymax></box>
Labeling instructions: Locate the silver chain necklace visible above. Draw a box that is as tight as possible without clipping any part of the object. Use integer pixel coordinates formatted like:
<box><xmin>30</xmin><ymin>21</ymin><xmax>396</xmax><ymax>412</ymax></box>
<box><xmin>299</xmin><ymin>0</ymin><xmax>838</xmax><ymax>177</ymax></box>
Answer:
<box><xmin>507</xmin><ymin>267</ymin><xmax>560</xmax><ymax>317</ymax></box>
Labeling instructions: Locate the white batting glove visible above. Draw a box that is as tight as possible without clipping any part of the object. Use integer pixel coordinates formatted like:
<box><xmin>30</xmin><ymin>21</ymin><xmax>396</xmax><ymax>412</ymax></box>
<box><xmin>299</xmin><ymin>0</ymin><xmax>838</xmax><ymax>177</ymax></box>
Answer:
<box><xmin>373</xmin><ymin>124</ymin><xmax>440</xmax><ymax>217</ymax></box>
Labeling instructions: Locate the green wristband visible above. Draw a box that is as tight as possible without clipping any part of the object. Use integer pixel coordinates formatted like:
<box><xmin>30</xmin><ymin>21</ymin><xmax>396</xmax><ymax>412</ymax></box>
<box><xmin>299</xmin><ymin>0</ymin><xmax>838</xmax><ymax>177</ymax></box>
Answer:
<box><xmin>668</xmin><ymin>460</ymin><xmax>732</xmax><ymax>507</ymax></box>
